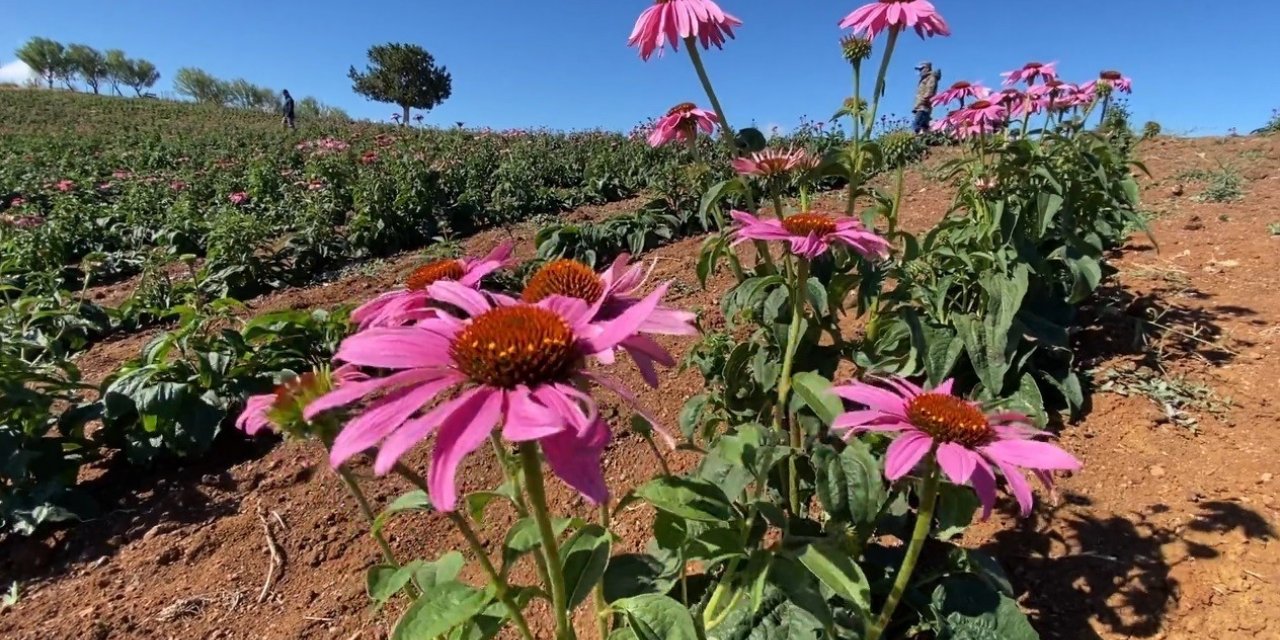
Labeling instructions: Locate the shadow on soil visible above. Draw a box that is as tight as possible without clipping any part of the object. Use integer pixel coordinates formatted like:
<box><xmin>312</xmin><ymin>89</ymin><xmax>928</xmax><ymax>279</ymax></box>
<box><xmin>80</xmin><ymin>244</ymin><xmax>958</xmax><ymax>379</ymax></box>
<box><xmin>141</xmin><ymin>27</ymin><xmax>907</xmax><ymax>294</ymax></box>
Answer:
<box><xmin>981</xmin><ymin>493</ymin><xmax>1275</xmax><ymax>640</ymax></box>
<box><xmin>0</xmin><ymin>433</ymin><xmax>276</xmax><ymax>583</ymax></box>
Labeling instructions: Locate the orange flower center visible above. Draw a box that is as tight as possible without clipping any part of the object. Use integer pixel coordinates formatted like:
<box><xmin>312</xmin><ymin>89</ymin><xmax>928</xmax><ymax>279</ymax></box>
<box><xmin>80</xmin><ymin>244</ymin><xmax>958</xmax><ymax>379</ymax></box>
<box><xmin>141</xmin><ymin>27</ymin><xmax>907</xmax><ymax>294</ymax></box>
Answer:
<box><xmin>780</xmin><ymin>213</ymin><xmax>837</xmax><ymax>237</ymax></box>
<box><xmin>970</xmin><ymin>99</ymin><xmax>993</xmax><ymax>109</ymax></box>
<box><xmin>406</xmin><ymin>260</ymin><xmax>466</xmax><ymax>290</ymax></box>
<box><xmin>1024</xmin><ymin>61</ymin><xmax>1044</xmax><ymax>69</ymax></box>
<box><xmin>1100</xmin><ymin>70</ymin><xmax>1122</xmax><ymax>81</ymax></box>
<box><xmin>905</xmin><ymin>393</ymin><xmax>993</xmax><ymax>447</ymax></box>
<box><xmin>951</xmin><ymin>81</ymin><xmax>971</xmax><ymax>90</ymax></box>
<box><xmin>522</xmin><ymin>259</ymin><xmax>605</xmax><ymax>303</ymax></box>
<box><xmin>272</xmin><ymin>372</ymin><xmax>318</xmax><ymax>411</ymax></box>
<box><xmin>451</xmin><ymin>306</ymin><xmax>579</xmax><ymax>388</ymax></box>
<box><xmin>667</xmin><ymin>102</ymin><xmax>697</xmax><ymax>116</ymax></box>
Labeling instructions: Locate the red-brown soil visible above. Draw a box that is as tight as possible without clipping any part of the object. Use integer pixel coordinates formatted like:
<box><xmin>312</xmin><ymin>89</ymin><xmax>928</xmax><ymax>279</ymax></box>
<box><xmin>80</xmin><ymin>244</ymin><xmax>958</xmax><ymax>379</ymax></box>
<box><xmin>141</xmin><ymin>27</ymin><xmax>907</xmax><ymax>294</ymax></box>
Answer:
<box><xmin>2</xmin><ymin>136</ymin><xmax>1278</xmax><ymax>640</ymax></box>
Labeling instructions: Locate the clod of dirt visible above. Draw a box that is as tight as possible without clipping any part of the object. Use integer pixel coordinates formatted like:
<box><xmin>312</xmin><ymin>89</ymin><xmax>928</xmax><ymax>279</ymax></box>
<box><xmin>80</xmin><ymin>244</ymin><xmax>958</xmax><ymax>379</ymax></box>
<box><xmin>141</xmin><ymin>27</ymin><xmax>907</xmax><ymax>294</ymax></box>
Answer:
<box><xmin>1150</xmin><ymin>464</ymin><xmax>1167</xmax><ymax>477</ymax></box>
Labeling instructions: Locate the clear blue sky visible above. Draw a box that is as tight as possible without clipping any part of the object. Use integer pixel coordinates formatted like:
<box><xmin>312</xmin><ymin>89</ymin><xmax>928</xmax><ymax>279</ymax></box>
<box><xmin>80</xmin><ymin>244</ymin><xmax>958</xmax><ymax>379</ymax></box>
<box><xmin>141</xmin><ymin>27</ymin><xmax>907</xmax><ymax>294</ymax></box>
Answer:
<box><xmin>2</xmin><ymin>1</ymin><xmax>1276</xmax><ymax>135</ymax></box>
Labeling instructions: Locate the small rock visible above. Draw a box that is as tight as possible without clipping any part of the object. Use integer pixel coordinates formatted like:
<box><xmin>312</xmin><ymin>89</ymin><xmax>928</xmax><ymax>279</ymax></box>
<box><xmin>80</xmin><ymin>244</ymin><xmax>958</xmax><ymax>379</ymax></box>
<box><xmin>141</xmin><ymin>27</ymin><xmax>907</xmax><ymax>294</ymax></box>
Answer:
<box><xmin>1150</xmin><ymin>465</ymin><xmax>1167</xmax><ymax>477</ymax></box>
<box><xmin>156</xmin><ymin>546</ymin><xmax>182</xmax><ymax>566</ymax></box>
<box><xmin>1260</xmin><ymin>473</ymin><xmax>1274</xmax><ymax>484</ymax></box>
<box><xmin>1171</xmin><ymin>184</ymin><xmax>1184</xmax><ymax>197</ymax></box>
<box><xmin>142</xmin><ymin>523</ymin><xmax>176</xmax><ymax>542</ymax></box>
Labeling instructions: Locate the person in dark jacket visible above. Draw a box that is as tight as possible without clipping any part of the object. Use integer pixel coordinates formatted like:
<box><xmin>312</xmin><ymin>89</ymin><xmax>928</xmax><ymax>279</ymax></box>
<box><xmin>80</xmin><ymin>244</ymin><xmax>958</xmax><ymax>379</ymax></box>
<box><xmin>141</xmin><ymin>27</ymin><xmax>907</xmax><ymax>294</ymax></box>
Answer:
<box><xmin>912</xmin><ymin>62</ymin><xmax>941</xmax><ymax>134</ymax></box>
<box><xmin>281</xmin><ymin>89</ymin><xmax>296</xmax><ymax>129</ymax></box>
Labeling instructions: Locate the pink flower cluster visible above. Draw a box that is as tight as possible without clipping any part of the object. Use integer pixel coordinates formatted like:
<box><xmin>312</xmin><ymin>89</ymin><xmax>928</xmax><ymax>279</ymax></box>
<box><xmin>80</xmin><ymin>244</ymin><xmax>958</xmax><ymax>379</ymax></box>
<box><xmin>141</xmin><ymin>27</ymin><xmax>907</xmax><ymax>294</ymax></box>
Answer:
<box><xmin>228</xmin><ymin>191</ymin><xmax>249</xmax><ymax>205</ymax></box>
<box><xmin>648</xmin><ymin>103</ymin><xmax>719</xmax><ymax>147</ymax></box>
<box><xmin>238</xmin><ymin>245</ymin><xmax>695</xmax><ymax>512</ymax></box>
<box><xmin>54</xmin><ymin>180</ymin><xmax>75</xmax><ymax>193</ymax></box>
<box><xmin>296</xmin><ymin>137</ymin><xmax>350</xmax><ymax>154</ymax></box>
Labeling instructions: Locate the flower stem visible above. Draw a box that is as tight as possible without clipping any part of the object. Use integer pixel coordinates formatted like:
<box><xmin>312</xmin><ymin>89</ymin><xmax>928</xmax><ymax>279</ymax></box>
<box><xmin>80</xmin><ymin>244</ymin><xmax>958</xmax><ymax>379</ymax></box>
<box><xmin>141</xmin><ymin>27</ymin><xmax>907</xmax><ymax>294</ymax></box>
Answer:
<box><xmin>447</xmin><ymin>511</ymin><xmax>537</xmax><ymax>640</ymax></box>
<box><xmin>776</xmin><ymin>257</ymin><xmax>810</xmax><ymax>515</ymax></box>
<box><xmin>684</xmin><ymin>37</ymin><xmax>773</xmax><ymax>277</ymax></box>
<box><xmin>593</xmin><ymin>504</ymin><xmax>612</xmax><ymax>640</ymax></box>
<box><xmin>847</xmin><ymin>63</ymin><xmax>864</xmax><ymax>215</ymax></box>
<box><xmin>489</xmin><ymin>434</ymin><xmax>555</xmax><ymax>602</ymax></box>
<box><xmin>519</xmin><ymin>443</ymin><xmax>575</xmax><ymax>640</ymax></box>
<box><xmin>866</xmin><ymin>28</ymin><xmax>901</xmax><ymax>137</ymax></box>
<box><xmin>866</xmin><ymin>458</ymin><xmax>940</xmax><ymax>640</ymax></box>
<box><xmin>336</xmin><ymin>467</ymin><xmax>402</xmax><ymax>576</ymax></box>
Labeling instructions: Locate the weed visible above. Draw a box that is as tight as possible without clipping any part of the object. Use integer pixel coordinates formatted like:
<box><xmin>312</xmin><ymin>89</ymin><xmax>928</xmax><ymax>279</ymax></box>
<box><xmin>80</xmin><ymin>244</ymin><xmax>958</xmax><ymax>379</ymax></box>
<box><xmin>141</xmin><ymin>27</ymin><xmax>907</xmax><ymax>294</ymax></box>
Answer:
<box><xmin>1094</xmin><ymin>363</ymin><xmax>1232</xmax><ymax>431</ymax></box>
<box><xmin>1193</xmin><ymin>166</ymin><xmax>1245</xmax><ymax>203</ymax></box>
<box><xmin>1</xmin><ymin>582</ymin><xmax>17</xmax><ymax>609</ymax></box>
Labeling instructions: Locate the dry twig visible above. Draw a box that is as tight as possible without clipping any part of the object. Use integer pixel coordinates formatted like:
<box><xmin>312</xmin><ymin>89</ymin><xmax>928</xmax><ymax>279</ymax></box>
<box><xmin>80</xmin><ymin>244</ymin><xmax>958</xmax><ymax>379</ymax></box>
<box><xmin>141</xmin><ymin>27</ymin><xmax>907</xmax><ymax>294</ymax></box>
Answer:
<box><xmin>257</xmin><ymin>510</ymin><xmax>284</xmax><ymax>603</ymax></box>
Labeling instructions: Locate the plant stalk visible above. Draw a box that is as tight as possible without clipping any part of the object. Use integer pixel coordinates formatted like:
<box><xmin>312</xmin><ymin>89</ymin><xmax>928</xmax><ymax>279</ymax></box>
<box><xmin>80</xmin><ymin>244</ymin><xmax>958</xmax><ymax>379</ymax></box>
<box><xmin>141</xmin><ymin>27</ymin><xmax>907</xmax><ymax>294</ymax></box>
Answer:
<box><xmin>866</xmin><ymin>458</ymin><xmax>940</xmax><ymax>640</ymax></box>
<box><xmin>593</xmin><ymin>504</ymin><xmax>612</xmax><ymax>640</ymax></box>
<box><xmin>519</xmin><ymin>443</ymin><xmax>575</xmax><ymax>640</ymax></box>
<box><xmin>776</xmin><ymin>258</ymin><xmax>810</xmax><ymax>514</ymax></box>
<box><xmin>336</xmin><ymin>467</ymin><xmax>402</xmax><ymax>576</ymax></box>
<box><xmin>448</xmin><ymin>511</ymin><xmax>537</xmax><ymax>640</ymax></box>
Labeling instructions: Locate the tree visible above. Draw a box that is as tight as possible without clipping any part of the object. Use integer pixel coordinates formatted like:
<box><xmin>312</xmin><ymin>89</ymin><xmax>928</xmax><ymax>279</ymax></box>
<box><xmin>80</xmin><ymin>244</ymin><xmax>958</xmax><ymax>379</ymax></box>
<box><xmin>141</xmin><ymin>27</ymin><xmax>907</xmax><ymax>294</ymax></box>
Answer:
<box><xmin>225</xmin><ymin>78</ymin><xmax>278</xmax><ymax>111</ymax></box>
<box><xmin>66</xmin><ymin>44</ymin><xmax>108</xmax><ymax>94</ymax></box>
<box><xmin>348</xmin><ymin>43</ymin><xmax>451</xmax><ymax>126</ymax></box>
<box><xmin>297</xmin><ymin>96</ymin><xmax>351</xmax><ymax>121</ymax></box>
<box><xmin>15</xmin><ymin>37</ymin><xmax>65</xmax><ymax>89</ymax></box>
<box><xmin>174</xmin><ymin>67</ymin><xmax>228</xmax><ymax>104</ymax></box>
<box><xmin>104</xmin><ymin>49</ymin><xmax>128</xmax><ymax>95</ymax></box>
<box><xmin>123</xmin><ymin>58</ymin><xmax>160</xmax><ymax>96</ymax></box>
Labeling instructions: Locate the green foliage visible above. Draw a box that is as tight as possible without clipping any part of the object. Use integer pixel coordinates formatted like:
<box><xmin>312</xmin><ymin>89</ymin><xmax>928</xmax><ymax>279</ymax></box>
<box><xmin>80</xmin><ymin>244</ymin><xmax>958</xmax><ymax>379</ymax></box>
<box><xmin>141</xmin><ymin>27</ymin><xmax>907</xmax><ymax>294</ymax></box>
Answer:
<box><xmin>1193</xmin><ymin>165</ymin><xmax>1245</xmax><ymax>203</ymax></box>
<box><xmin>1253</xmin><ymin>108</ymin><xmax>1280</xmax><ymax>135</ymax></box>
<box><xmin>65</xmin><ymin>44</ymin><xmax>108</xmax><ymax>94</ymax></box>
<box><xmin>174</xmin><ymin>67</ymin><xmax>228</xmax><ymax>103</ymax></box>
<box><xmin>1141</xmin><ymin>121</ymin><xmax>1161</xmax><ymax>140</ymax></box>
<box><xmin>349</xmin><ymin>42</ymin><xmax>453</xmax><ymax>123</ymax></box>
<box><xmin>15</xmin><ymin>37</ymin><xmax>65</xmax><ymax>89</ymax></box>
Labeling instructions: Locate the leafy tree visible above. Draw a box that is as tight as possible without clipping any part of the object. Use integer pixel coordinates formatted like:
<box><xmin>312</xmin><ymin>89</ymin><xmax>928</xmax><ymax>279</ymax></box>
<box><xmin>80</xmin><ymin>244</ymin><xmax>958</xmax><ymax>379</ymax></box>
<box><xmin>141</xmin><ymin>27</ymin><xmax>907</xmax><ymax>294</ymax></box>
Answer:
<box><xmin>348</xmin><ymin>42</ymin><xmax>452</xmax><ymax>126</ymax></box>
<box><xmin>104</xmin><ymin>49</ymin><xmax>128</xmax><ymax>95</ymax></box>
<box><xmin>66</xmin><ymin>44</ymin><xmax>108</xmax><ymax>95</ymax></box>
<box><xmin>15</xmin><ymin>37</ymin><xmax>65</xmax><ymax>89</ymax></box>
<box><xmin>123</xmin><ymin>58</ymin><xmax>160</xmax><ymax>96</ymax></box>
<box><xmin>225</xmin><ymin>78</ymin><xmax>278</xmax><ymax>111</ymax></box>
<box><xmin>174</xmin><ymin>67</ymin><xmax>228</xmax><ymax>104</ymax></box>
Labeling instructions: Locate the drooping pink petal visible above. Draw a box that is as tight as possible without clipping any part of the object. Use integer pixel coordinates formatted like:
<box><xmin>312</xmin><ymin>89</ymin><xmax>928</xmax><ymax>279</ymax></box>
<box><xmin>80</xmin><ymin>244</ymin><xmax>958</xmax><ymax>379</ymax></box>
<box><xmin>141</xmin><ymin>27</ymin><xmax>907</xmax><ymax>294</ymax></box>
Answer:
<box><xmin>236</xmin><ymin>394</ymin><xmax>275</xmax><ymax>436</ymax></box>
<box><xmin>503</xmin><ymin>386</ymin><xmax>566</xmax><ymax>442</ymax></box>
<box><xmin>982</xmin><ymin>439</ymin><xmax>1081</xmax><ymax>471</ymax></box>
<box><xmin>426</xmin><ymin>281</ymin><xmax>494</xmax><ymax>317</ymax></box>
<box><xmin>970</xmin><ymin>456</ymin><xmax>998</xmax><ymax>520</ymax></box>
<box><xmin>831</xmin><ymin>381</ymin><xmax>910</xmax><ymax>417</ymax></box>
<box><xmin>305</xmin><ymin>368</ymin><xmax>446</xmax><ymax>419</ymax></box>
<box><xmin>586</xmin><ymin>283</ymin><xmax>670</xmax><ymax>354</ymax></box>
<box><xmin>990</xmin><ymin>456</ymin><xmax>1034</xmax><ymax>517</ymax></box>
<box><xmin>421</xmin><ymin>388</ymin><xmax>503</xmax><ymax>511</ymax></box>
<box><xmin>883</xmin><ymin>431</ymin><xmax>935</xmax><ymax>480</ymax></box>
<box><xmin>541</xmin><ymin>417</ymin><xmax>611</xmax><ymax>505</ymax></box>
<box><xmin>328</xmin><ymin>374</ymin><xmax>461</xmax><ymax>467</ymax></box>
<box><xmin>936</xmin><ymin>442</ymin><xmax>978</xmax><ymax>484</ymax></box>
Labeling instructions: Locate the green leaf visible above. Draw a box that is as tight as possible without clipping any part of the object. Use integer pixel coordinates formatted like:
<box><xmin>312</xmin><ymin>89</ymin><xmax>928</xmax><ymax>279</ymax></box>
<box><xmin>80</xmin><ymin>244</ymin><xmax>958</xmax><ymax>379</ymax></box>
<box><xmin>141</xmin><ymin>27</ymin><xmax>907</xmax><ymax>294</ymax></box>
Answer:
<box><xmin>392</xmin><ymin>581</ymin><xmax>491</xmax><ymax>640</ymax></box>
<box><xmin>367</xmin><ymin>563</ymin><xmax>418</xmax><ymax>606</ymax></box>
<box><xmin>791</xmin><ymin>372</ymin><xmax>843</xmax><ymax>427</ymax></box>
<box><xmin>373</xmin><ymin>490</ymin><xmax>432</xmax><ymax>536</ymax></box>
<box><xmin>561</xmin><ymin>524</ymin><xmax>612</xmax><ymax>609</ymax></box>
<box><xmin>613</xmin><ymin>594</ymin><xmax>700</xmax><ymax>640</ymax></box>
<box><xmin>678</xmin><ymin>394</ymin><xmax>710</xmax><ymax>442</ymax></box>
<box><xmin>935</xmin><ymin>483</ymin><xmax>982</xmax><ymax>540</ymax></box>
<box><xmin>920</xmin><ymin>323</ymin><xmax>963</xmax><ymax>387</ymax></box>
<box><xmin>503</xmin><ymin>516</ymin><xmax>575</xmax><ymax>577</ymax></box>
<box><xmin>602</xmin><ymin>554</ymin><xmax>674</xmax><ymax>603</ymax></box>
<box><xmin>796</xmin><ymin>542</ymin><xmax>871</xmax><ymax>615</ymax></box>
<box><xmin>930</xmin><ymin>575</ymin><xmax>1039</xmax><ymax>640</ymax></box>
<box><xmin>813</xmin><ymin>439</ymin><xmax>887</xmax><ymax>526</ymax></box>
<box><xmin>413</xmin><ymin>552</ymin><xmax>465</xmax><ymax>590</ymax></box>
<box><xmin>634</xmin><ymin>476</ymin><xmax>732</xmax><ymax>522</ymax></box>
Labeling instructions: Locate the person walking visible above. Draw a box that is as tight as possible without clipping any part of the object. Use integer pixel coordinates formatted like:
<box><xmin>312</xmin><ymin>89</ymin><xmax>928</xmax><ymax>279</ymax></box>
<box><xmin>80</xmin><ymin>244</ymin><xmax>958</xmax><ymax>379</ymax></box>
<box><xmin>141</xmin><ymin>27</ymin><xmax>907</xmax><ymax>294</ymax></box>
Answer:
<box><xmin>912</xmin><ymin>62</ymin><xmax>941</xmax><ymax>134</ymax></box>
<box><xmin>281</xmin><ymin>89</ymin><xmax>296</xmax><ymax>130</ymax></box>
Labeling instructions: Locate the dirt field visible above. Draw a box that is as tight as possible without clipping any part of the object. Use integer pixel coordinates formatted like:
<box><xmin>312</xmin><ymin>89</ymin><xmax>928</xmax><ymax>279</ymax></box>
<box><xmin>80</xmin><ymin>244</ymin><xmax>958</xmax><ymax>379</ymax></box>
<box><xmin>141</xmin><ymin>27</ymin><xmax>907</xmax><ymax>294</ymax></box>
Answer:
<box><xmin>2</xmin><ymin>135</ymin><xmax>1277</xmax><ymax>640</ymax></box>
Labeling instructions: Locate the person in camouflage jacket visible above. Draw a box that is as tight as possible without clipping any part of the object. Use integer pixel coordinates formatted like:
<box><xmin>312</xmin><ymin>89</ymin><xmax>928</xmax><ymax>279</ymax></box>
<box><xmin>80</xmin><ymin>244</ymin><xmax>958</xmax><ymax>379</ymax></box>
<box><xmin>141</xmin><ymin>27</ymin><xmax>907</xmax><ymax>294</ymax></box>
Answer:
<box><xmin>912</xmin><ymin>62</ymin><xmax>941</xmax><ymax>133</ymax></box>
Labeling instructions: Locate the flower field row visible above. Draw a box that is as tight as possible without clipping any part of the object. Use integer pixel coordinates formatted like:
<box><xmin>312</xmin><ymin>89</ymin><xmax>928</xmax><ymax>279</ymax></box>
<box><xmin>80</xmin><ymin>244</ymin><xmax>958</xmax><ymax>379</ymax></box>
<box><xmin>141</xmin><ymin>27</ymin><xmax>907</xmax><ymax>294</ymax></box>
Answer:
<box><xmin>217</xmin><ymin>1</ymin><xmax>1151</xmax><ymax>639</ymax></box>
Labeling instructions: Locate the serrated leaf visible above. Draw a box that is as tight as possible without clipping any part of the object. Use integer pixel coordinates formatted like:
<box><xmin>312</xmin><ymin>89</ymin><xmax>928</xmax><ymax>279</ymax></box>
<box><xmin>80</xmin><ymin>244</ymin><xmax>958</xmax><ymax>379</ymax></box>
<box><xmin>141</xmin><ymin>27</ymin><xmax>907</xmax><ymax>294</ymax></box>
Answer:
<box><xmin>813</xmin><ymin>439</ymin><xmax>887</xmax><ymax>526</ymax></box>
<box><xmin>392</xmin><ymin>582</ymin><xmax>490</xmax><ymax>640</ymax></box>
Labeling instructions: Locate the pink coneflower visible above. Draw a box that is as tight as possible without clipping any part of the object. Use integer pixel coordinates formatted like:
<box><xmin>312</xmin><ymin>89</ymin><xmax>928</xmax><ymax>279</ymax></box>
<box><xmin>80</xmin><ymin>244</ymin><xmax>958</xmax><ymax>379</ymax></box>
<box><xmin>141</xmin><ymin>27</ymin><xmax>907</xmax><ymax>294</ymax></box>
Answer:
<box><xmin>732</xmin><ymin>148</ymin><xmax>818</xmax><ymax>178</ymax></box>
<box><xmin>520</xmin><ymin>256</ymin><xmax>696</xmax><ymax>387</ymax></box>
<box><xmin>237</xmin><ymin>366</ymin><xmax>367</xmax><ymax>438</ymax></box>
<box><xmin>647</xmin><ymin>103</ymin><xmax>719</xmax><ymax>147</ymax></box>
<box><xmin>9</xmin><ymin>197</ymin><xmax>24</xmax><ymax>208</ymax></box>
<box><xmin>831</xmin><ymin>377</ymin><xmax>1081</xmax><ymax>517</ymax></box>
<box><xmin>350</xmin><ymin>242</ymin><xmax>515</xmax><ymax>330</ymax></box>
<box><xmin>839</xmin><ymin>0</ymin><xmax>951</xmax><ymax>40</ymax></box>
<box><xmin>1095</xmin><ymin>70</ymin><xmax>1133</xmax><ymax>94</ymax></box>
<box><xmin>170</xmin><ymin>180</ymin><xmax>187</xmax><ymax>191</ymax></box>
<box><xmin>112</xmin><ymin>170</ymin><xmax>132</xmax><ymax>180</ymax></box>
<box><xmin>307</xmin><ymin>179</ymin><xmax>326</xmax><ymax>191</ymax></box>
<box><xmin>307</xmin><ymin>280</ymin><xmax>680</xmax><ymax>509</ymax></box>
<box><xmin>55</xmin><ymin>180</ymin><xmax>75</xmax><ymax>192</ymax></box>
<box><xmin>628</xmin><ymin>0</ymin><xmax>742</xmax><ymax>61</ymax></box>
<box><xmin>931</xmin><ymin>81</ymin><xmax>989</xmax><ymax>107</ymax></box>
<box><xmin>360</xmin><ymin>151</ymin><xmax>379</xmax><ymax>165</ymax></box>
<box><xmin>730</xmin><ymin>210</ymin><xmax>891</xmax><ymax>260</ymax></box>
<box><xmin>228</xmin><ymin>191</ymin><xmax>249</xmax><ymax>205</ymax></box>
<box><xmin>1002</xmin><ymin>61</ymin><xmax>1058</xmax><ymax>87</ymax></box>
<box><xmin>958</xmin><ymin>99</ymin><xmax>1007</xmax><ymax>132</ymax></box>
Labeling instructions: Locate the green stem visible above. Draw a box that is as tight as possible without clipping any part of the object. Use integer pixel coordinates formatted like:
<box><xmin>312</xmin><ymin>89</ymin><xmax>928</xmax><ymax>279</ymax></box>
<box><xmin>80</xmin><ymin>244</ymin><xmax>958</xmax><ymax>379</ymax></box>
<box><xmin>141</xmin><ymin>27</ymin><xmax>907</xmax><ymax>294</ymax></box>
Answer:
<box><xmin>889</xmin><ymin>164</ymin><xmax>905</xmax><ymax>234</ymax></box>
<box><xmin>336</xmin><ymin>467</ymin><xmax>403</xmax><ymax>577</ymax></box>
<box><xmin>489</xmin><ymin>434</ymin><xmax>554</xmax><ymax>604</ymax></box>
<box><xmin>594</xmin><ymin>504</ymin><xmax>612</xmax><ymax>640</ymax></box>
<box><xmin>519</xmin><ymin>444</ymin><xmax>575</xmax><ymax>640</ymax></box>
<box><xmin>865</xmin><ymin>28</ymin><xmax>901</xmax><ymax>137</ymax></box>
<box><xmin>846</xmin><ymin>63</ymin><xmax>863</xmax><ymax>215</ymax></box>
<box><xmin>770</xmin><ymin>183</ymin><xmax>787</xmax><ymax>219</ymax></box>
<box><xmin>448</xmin><ymin>512</ymin><xmax>537</xmax><ymax>640</ymax></box>
<box><xmin>866</xmin><ymin>459</ymin><xmax>940</xmax><ymax>640</ymax></box>
<box><xmin>685</xmin><ymin>37</ymin><xmax>773</xmax><ymax>277</ymax></box>
<box><xmin>776</xmin><ymin>258</ymin><xmax>810</xmax><ymax>515</ymax></box>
